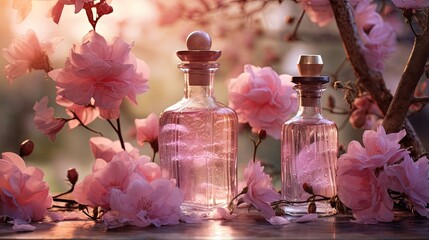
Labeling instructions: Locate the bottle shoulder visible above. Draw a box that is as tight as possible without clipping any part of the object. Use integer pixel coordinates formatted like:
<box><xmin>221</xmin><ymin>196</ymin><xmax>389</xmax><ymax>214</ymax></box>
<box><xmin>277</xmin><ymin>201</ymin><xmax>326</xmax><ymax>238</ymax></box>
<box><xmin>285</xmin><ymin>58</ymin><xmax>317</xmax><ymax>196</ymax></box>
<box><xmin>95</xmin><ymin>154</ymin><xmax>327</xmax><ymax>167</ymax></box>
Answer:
<box><xmin>161</xmin><ymin>98</ymin><xmax>237</xmax><ymax>119</ymax></box>
<box><xmin>284</xmin><ymin>115</ymin><xmax>337</xmax><ymax>127</ymax></box>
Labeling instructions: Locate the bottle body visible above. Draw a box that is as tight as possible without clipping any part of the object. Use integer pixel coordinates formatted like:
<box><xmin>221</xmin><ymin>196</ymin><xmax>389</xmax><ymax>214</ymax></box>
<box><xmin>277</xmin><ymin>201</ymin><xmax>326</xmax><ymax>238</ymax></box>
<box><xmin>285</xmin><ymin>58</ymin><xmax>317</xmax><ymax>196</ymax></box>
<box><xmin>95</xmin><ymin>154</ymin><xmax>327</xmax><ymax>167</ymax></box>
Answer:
<box><xmin>159</xmin><ymin>64</ymin><xmax>238</xmax><ymax>214</ymax></box>
<box><xmin>281</xmin><ymin>84</ymin><xmax>338</xmax><ymax>216</ymax></box>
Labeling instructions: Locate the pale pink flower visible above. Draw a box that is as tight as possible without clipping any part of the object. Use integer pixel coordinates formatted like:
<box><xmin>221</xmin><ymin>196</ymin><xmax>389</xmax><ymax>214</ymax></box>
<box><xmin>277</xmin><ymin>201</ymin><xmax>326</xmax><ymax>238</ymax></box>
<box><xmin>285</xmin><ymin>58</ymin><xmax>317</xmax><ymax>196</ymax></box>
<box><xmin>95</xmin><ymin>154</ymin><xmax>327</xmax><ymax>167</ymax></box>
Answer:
<box><xmin>349</xmin><ymin>94</ymin><xmax>383</xmax><ymax>129</ymax></box>
<box><xmin>103</xmin><ymin>175</ymin><xmax>183</xmax><ymax>228</ymax></box>
<box><xmin>267</xmin><ymin>216</ymin><xmax>290</xmax><ymax>225</ymax></box>
<box><xmin>56</xmin><ymin>95</ymin><xmax>99</xmax><ymax>129</ymax></box>
<box><xmin>391</xmin><ymin>0</ymin><xmax>429</xmax><ymax>9</ymax></box>
<box><xmin>72</xmin><ymin>151</ymin><xmax>154</xmax><ymax>209</ymax></box>
<box><xmin>0</xmin><ymin>152</ymin><xmax>52</xmax><ymax>222</ymax></box>
<box><xmin>298</xmin><ymin>0</ymin><xmax>333</xmax><ymax>27</ymax></box>
<box><xmin>228</xmin><ymin>65</ymin><xmax>297</xmax><ymax>139</ymax></box>
<box><xmin>49</xmin><ymin>31</ymin><xmax>150</xmax><ymax>119</ymax></box>
<box><xmin>2</xmin><ymin>30</ymin><xmax>58</xmax><ymax>83</ymax></box>
<box><xmin>337</xmin><ymin>126</ymin><xmax>409</xmax><ymax>224</ymax></box>
<box><xmin>89</xmin><ymin>137</ymin><xmax>140</xmax><ymax>163</ymax></box>
<box><xmin>12</xmin><ymin>0</ymin><xmax>32</xmax><ymax>23</ymax></box>
<box><xmin>242</xmin><ymin>160</ymin><xmax>280</xmax><ymax>218</ymax></box>
<box><xmin>135</xmin><ymin>113</ymin><xmax>159</xmax><ymax>153</ymax></box>
<box><xmin>386</xmin><ymin>155</ymin><xmax>429</xmax><ymax>218</ymax></box>
<box><xmin>354</xmin><ymin>1</ymin><xmax>396</xmax><ymax>72</ymax></box>
<box><xmin>33</xmin><ymin>96</ymin><xmax>67</xmax><ymax>142</ymax></box>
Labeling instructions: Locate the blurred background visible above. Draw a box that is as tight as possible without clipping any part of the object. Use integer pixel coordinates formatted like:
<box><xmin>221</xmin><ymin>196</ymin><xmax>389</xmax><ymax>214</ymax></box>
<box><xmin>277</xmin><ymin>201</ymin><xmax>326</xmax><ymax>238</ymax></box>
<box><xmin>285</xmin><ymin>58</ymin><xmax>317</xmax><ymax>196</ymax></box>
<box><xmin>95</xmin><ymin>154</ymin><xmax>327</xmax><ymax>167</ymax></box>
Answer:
<box><xmin>0</xmin><ymin>0</ymin><xmax>427</xmax><ymax>192</ymax></box>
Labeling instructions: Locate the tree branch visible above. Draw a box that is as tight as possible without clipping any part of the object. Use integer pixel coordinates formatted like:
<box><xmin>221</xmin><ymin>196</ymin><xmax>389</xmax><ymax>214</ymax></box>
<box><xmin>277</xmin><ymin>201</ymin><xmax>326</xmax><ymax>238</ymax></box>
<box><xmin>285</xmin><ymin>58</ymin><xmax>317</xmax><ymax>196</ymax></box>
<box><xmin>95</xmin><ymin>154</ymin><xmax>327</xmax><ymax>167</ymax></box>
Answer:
<box><xmin>329</xmin><ymin>0</ymin><xmax>426</xmax><ymax>157</ymax></box>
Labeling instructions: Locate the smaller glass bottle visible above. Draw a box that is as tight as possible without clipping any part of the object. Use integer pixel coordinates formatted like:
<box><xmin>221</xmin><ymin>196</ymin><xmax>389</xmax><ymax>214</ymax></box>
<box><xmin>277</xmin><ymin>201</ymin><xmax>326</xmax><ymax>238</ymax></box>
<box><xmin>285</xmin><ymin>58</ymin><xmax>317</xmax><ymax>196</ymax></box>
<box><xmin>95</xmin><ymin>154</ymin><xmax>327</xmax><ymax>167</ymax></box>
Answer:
<box><xmin>281</xmin><ymin>54</ymin><xmax>338</xmax><ymax>216</ymax></box>
<box><xmin>159</xmin><ymin>31</ymin><xmax>238</xmax><ymax>214</ymax></box>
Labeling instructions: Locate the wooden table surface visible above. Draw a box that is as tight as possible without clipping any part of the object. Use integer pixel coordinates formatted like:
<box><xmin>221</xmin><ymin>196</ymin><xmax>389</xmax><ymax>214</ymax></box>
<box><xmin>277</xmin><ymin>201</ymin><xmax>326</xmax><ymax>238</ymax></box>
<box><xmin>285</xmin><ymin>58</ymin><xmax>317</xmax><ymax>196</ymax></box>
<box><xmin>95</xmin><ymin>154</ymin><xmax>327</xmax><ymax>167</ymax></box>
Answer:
<box><xmin>1</xmin><ymin>212</ymin><xmax>428</xmax><ymax>239</ymax></box>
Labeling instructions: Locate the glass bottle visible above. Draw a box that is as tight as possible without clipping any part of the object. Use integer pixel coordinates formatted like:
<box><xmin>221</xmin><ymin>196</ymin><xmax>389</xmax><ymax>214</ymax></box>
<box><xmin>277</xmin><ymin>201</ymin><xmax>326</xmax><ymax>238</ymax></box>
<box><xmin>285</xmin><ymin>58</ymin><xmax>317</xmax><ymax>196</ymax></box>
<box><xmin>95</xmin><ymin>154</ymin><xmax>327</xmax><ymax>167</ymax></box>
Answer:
<box><xmin>281</xmin><ymin>54</ymin><xmax>338</xmax><ymax>216</ymax></box>
<box><xmin>159</xmin><ymin>31</ymin><xmax>238</xmax><ymax>214</ymax></box>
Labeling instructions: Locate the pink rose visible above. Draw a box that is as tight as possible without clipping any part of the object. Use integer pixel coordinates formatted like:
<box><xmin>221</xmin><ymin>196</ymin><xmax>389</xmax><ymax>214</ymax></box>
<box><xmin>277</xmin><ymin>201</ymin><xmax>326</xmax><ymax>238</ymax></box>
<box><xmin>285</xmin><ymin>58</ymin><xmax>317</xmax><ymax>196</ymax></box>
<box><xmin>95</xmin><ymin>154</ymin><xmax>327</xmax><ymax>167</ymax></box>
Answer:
<box><xmin>2</xmin><ymin>29</ymin><xmax>59</xmax><ymax>83</ymax></box>
<box><xmin>72</xmin><ymin>151</ymin><xmax>154</xmax><ymax>209</ymax></box>
<box><xmin>33</xmin><ymin>96</ymin><xmax>67</xmax><ymax>142</ymax></box>
<box><xmin>242</xmin><ymin>160</ymin><xmax>280</xmax><ymax>219</ymax></box>
<box><xmin>391</xmin><ymin>0</ymin><xmax>429</xmax><ymax>9</ymax></box>
<box><xmin>0</xmin><ymin>152</ymin><xmax>52</xmax><ymax>222</ymax></box>
<box><xmin>228</xmin><ymin>65</ymin><xmax>297</xmax><ymax>139</ymax></box>
<box><xmin>89</xmin><ymin>137</ymin><xmax>140</xmax><ymax>163</ymax></box>
<box><xmin>385</xmin><ymin>155</ymin><xmax>429</xmax><ymax>218</ymax></box>
<box><xmin>49</xmin><ymin>31</ymin><xmax>150</xmax><ymax>119</ymax></box>
<box><xmin>337</xmin><ymin>126</ymin><xmax>409</xmax><ymax>224</ymax></box>
<box><xmin>135</xmin><ymin>113</ymin><xmax>159</xmax><ymax>147</ymax></box>
<box><xmin>103</xmin><ymin>175</ymin><xmax>183</xmax><ymax>228</ymax></box>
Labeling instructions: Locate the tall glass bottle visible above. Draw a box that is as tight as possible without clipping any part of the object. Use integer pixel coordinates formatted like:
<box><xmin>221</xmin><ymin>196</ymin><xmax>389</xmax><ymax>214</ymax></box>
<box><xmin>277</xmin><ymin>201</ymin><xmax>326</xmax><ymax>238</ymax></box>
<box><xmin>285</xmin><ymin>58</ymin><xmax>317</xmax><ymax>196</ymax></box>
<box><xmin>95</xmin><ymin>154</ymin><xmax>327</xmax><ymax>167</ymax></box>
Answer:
<box><xmin>159</xmin><ymin>31</ymin><xmax>238</xmax><ymax>214</ymax></box>
<box><xmin>281</xmin><ymin>54</ymin><xmax>338</xmax><ymax>216</ymax></box>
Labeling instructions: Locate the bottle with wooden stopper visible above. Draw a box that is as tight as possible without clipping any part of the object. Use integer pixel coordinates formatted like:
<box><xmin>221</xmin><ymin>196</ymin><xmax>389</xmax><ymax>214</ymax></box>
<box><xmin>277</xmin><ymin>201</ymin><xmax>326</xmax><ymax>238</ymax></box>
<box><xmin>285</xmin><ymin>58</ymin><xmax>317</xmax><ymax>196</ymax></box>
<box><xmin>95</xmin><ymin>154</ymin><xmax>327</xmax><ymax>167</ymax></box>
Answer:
<box><xmin>281</xmin><ymin>54</ymin><xmax>338</xmax><ymax>216</ymax></box>
<box><xmin>159</xmin><ymin>30</ymin><xmax>238</xmax><ymax>214</ymax></box>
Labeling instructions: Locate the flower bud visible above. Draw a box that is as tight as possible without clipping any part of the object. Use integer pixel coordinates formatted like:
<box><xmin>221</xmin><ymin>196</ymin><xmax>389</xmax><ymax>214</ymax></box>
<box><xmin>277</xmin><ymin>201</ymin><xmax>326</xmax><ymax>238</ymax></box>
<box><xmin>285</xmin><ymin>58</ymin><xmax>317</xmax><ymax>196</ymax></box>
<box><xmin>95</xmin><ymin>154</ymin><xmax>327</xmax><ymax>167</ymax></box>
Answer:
<box><xmin>257</xmin><ymin>129</ymin><xmax>267</xmax><ymax>140</ymax></box>
<box><xmin>67</xmin><ymin>168</ymin><xmax>79</xmax><ymax>185</ymax></box>
<box><xmin>303</xmin><ymin>183</ymin><xmax>314</xmax><ymax>194</ymax></box>
<box><xmin>308</xmin><ymin>202</ymin><xmax>316</xmax><ymax>213</ymax></box>
<box><xmin>19</xmin><ymin>139</ymin><xmax>34</xmax><ymax>157</ymax></box>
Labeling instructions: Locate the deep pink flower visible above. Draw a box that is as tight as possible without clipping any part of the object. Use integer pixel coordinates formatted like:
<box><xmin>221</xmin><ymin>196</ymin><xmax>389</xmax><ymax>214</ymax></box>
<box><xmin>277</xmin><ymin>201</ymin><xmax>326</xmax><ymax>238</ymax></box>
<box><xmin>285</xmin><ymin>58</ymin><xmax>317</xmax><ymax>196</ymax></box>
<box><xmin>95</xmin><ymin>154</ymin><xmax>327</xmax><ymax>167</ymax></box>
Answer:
<box><xmin>391</xmin><ymin>0</ymin><xmax>429</xmax><ymax>9</ymax></box>
<box><xmin>354</xmin><ymin>1</ymin><xmax>396</xmax><ymax>72</ymax></box>
<box><xmin>2</xmin><ymin>30</ymin><xmax>59</xmax><ymax>83</ymax></box>
<box><xmin>0</xmin><ymin>152</ymin><xmax>52</xmax><ymax>222</ymax></box>
<box><xmin>349</xmin><ymin>95</ymin><xmax>383</xmax><ymax>129</ymax></box>
<box><xmin>72</xmin><ymin>151</ymin><xmax>154</xmax><ymax>209</ymax></box>
<box><xmin>49</xmin><ymin>31</ymin><xmax>150</xmax><ymax>119</ymax></box>
<box><xmin>50</xmin><ymin>0</ymin><xmax>94</xmax><ymax>24</ymax></box>
<box><xmin>337</xmin><ymin>126</ymin><xmax>409</xmax><ymax>224</ymax></box>
<box><xmin>103</xmin><ymin>175</ymin><xmax>183</xmax><ymax>228</ymax></box>
<box><xmin>228</xmin><ymin>65</ymin><xmax>297</xmax><ymax>139</ymax></box>
<box><xmin>89</xmin><ymin>137</ymin><xmax>140</xmax><ymax>163</ymax></box>
<box><xmin>386</xmin><ymin>155</ymin><xmax>429</xmax><ymax>218</ymax></box>
<box><xmin>135</xmin><ymin>113</ymin><xmax>159</xmax><ymax>149</ymax></box>
<box><xmin>56</xmin><ymin>95</ymin><xmax>99</xmax><ymax>129</ymax></box>
<box><xmin>242</xmin><ymin>160</ymin><xmax>280</xmax><ymax>219</ymax></box>
<box><xmin>33</xmin><ymin>97</ymin><xmax>66</xmax><ymax>142</ymax></box>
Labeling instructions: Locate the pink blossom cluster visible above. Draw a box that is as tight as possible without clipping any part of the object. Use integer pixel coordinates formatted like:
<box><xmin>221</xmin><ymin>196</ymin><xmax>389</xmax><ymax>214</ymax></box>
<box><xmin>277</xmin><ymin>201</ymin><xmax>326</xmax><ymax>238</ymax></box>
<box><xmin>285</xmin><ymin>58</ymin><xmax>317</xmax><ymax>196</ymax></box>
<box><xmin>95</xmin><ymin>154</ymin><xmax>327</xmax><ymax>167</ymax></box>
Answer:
<box><xmin>337</xmin><ymin>126</ymin><xmax>429</xmax><ymax>224</ymax></box>
<box><xmin>297</xmin><ymin>0</ymin><xmax>396</xmax><ymax>72</ymax></box>
<box><xmin>0</xmin><ymin>152</ymin><xmax>52</xmax><ymax>222</ymax></box>
<box><xmin>228</xmin><ymin>65</ymin><xmax>297</xmax><ymax>139</ymax></box>
<box><xmin>349</xmin><ymin>94</ymin><xmax>384</xmax><ymax>130</ymax></box>
<box><xmin>73</xmin><ymin>137</ymin><xmax>184</xmax><ymax>228</ymax></box>
<box><xmin>2</xmin><ymin>29</ymin><xmax>59</xmax><ymax>84</ymax></box>
<box><xmin>49</xmin><ymin>31</ymin><xmax>150</xmax><ymax>120</ymax></box>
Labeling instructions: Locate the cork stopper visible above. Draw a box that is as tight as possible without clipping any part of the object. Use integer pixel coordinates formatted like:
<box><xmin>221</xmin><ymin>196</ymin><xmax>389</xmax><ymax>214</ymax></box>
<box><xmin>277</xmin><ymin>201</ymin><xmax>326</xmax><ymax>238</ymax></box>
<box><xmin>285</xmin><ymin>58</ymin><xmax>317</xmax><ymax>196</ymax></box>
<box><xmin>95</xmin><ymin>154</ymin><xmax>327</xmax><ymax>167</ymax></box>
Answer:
<box><xmin>292</xmin><ymin>54</ymin><xmax>329</xmax><ymax>84</ymax></box>
<box><xmin>177</xmin><ymin>30</ymin><xmax>221</xmax><ymax>62</ymax></box>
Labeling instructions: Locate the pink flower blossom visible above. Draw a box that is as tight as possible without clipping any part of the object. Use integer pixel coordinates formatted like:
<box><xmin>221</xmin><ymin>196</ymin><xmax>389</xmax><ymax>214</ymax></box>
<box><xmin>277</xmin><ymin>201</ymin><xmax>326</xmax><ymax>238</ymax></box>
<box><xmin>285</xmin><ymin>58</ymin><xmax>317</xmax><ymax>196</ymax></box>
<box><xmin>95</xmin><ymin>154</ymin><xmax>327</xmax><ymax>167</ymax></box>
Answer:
<box><xmin>354</xmin><ymin>1</ymin><xmax>396</xmax><ymax>72</ymax></box>
<box><xmin>56</xmin><ymin>95</ymin><xmax>100</xmax><ymax>129</ymax></box>
<box><xmin>49</xmin><ymin>31</ymin><xmax>150</xmax><ymax>119</ymax></box>
<box><xmin>33</xmin><ymin>96</ymin><xmax>66</xmax><ymax>142</ymax></box>
<box><xmin>2</xmin><ymin>30</ymin><xmax>59</xmax><ymax>83</ymax></box>
<box><xmin>72</xmin><ymin>151</ymin><xmax>155</xmax><ymax>209</ymax></box>
<box><xmin>298</xmin><ymin>0</ymin><xmax>333</xmax><ymax>27</ymax></box>
<box><xmin>386</xmin><ymin>155</ymin><xmax>429</xmax><ymax>218</ymax></box>
<box><xmin>349</xmin><ymin>94</ymin><xmax>383</xmax><ymax>129</ymax></box>
<box><xmin>242</xmin><ymin>160</ymin><xmax>280</xmax><ymax>218</ymax></box>
<box><xmin>228</xmin><ymin>65</ymin><xmax>297</xmax><ymax>139</ymax></box>
<box><xmin>337</xmin><ymin>126</ymin><xmax>409</xmax><ymax>224</ymax></box>
<box><xmin>391</xmin><ymin>0</ymin><xmax>429</xmax><ymax>9</ymax></box>
<box><xmin>0</xmin><ymin>152</ymin><xmax>52</xmax><ymax>222</ymax></box>
<box><xmin>89</xmin><ymin>137</ymin><xmax>140</xmax><ymax>163</ymax></box>
<box><xmin>135</xmin><ymin>113</ymin><xmax>159</xmax><ymax>152</ymax></box>
<box><xmin>50</xmin><ymin>0</ymin><xmax>93</xmax><ymax>24</ymax></box>
<box><xmin>103</xmin><ymin>175</ymin><xmax>183</xmax><ymax>228</ymax></box>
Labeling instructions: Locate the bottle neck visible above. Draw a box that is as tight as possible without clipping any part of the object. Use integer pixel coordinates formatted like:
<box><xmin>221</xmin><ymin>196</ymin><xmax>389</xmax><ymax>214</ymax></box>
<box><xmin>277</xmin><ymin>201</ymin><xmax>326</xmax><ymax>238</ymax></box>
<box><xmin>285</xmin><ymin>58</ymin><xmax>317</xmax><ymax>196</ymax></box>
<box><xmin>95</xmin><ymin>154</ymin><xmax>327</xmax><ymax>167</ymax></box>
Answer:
<box><xmin>179</xmin><ymin>62</ymin><xmax>218</xmax><ymax>99</ymax></box>
<box><xmin>294</xmin><ymin>84</ymin><xmax>325</xmax><ymax>116</ymax></box>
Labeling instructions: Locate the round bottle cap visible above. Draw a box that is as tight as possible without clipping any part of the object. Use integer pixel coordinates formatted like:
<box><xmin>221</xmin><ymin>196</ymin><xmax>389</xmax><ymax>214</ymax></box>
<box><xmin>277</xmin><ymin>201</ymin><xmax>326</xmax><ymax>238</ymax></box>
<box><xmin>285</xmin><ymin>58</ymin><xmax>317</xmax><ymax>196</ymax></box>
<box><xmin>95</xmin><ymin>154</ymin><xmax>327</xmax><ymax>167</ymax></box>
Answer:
<box><xmin>292</xmin><ymin>54</ymin><xmax>329</xmax><ymax>84</ymax></box>
<box><xmin>177</xmin><ymin>30</ymin><xmax>221</xmax><ymax>62</ymax></box>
